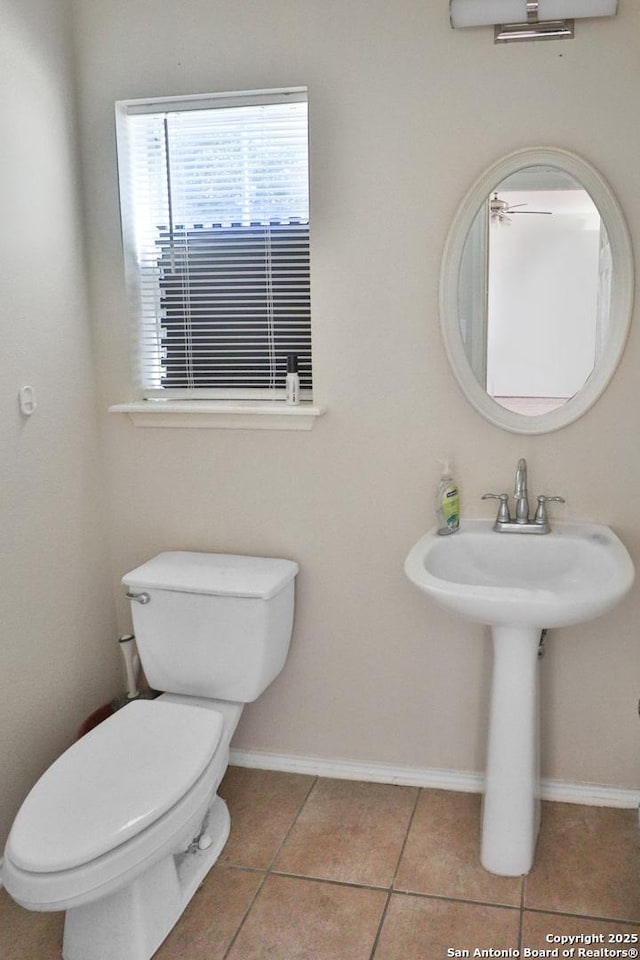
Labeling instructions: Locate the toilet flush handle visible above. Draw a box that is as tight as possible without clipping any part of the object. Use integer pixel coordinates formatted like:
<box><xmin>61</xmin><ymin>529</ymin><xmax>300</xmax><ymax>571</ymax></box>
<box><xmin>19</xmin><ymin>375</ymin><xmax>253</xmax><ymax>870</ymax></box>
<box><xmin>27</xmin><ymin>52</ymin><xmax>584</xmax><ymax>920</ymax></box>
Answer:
<box><xmin>126</xmin><ymin>591</ymin><xmax>151</xmax><ymax>605</ymax></box>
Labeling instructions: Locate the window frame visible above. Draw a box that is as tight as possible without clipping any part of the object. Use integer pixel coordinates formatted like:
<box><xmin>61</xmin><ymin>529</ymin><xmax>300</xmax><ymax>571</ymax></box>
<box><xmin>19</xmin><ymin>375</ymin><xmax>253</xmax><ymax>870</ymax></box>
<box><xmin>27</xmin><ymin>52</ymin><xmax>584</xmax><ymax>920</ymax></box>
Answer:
<box><xmin>114</xmin><ymin>87</ymin><xmax>314</xmax><ymax>405</ymax></box>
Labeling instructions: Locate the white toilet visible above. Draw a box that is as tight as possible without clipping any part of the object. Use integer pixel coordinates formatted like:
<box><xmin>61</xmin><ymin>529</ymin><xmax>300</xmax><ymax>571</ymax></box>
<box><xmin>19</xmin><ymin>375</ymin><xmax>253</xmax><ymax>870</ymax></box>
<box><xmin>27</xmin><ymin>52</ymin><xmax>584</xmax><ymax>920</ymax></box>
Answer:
<box><xmin>3</xmin><ymin>551</ymin><xmax>298</xmax><ymax>960</ymax></box>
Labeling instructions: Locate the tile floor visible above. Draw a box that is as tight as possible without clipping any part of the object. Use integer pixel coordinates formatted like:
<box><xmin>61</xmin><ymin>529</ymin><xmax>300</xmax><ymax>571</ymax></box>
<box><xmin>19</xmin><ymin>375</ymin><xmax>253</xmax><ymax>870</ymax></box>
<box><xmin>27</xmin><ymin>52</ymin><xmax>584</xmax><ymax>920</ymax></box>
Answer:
<box><xmin>1</xmin><ymin>767</ymin><xmax>639</xmax><ymax>959</ymax></box>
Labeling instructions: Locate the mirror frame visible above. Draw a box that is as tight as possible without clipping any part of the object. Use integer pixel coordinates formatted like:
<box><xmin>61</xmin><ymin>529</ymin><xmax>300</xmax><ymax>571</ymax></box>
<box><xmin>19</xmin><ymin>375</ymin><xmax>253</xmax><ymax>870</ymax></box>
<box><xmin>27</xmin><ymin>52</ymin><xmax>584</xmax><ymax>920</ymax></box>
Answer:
<box><xmin>440</xmin><ymin>147</ymin><xmax>634</xmax><ymax>434</ymax></box>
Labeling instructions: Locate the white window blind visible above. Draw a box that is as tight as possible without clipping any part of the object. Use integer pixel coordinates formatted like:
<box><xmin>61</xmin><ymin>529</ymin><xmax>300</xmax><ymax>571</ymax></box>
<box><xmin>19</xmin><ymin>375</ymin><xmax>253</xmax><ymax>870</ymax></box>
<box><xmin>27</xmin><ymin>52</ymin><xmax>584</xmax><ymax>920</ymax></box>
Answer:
<box><xmin>115</xmin><ymin>89</ymin><xmax>311</xmax><ymax>399</ymax></box>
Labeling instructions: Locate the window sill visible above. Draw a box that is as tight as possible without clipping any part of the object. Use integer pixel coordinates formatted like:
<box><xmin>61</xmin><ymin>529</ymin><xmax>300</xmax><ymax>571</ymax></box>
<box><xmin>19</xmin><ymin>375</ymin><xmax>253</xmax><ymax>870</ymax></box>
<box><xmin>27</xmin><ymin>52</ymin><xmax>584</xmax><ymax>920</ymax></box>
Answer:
<box><xmin>108</xmin><ymin>400</ymin><xmax>325</xmax><ymax>431</ymax></box>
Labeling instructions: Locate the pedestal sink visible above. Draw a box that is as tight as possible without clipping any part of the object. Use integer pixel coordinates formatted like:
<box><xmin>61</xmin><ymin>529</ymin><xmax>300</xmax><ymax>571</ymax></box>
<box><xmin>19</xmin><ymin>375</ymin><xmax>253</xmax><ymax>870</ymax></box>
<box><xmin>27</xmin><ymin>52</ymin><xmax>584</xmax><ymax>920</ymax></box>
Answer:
<box><xmin>404</xmin><ymin>519</ymin><xmax>634</xmax><ymax>876</ymax></box>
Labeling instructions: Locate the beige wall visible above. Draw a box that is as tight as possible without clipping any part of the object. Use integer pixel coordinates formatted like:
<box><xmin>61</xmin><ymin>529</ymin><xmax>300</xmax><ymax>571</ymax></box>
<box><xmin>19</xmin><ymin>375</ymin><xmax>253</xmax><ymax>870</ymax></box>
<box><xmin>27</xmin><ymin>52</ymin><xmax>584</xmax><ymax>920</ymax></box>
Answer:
<box><xmin>3</xmin><ymin>0</ymin><xmax>636</xmax><ymax>870</ymax></box>
<box><xmin>72</xmin><ymin>1</ymin><xmax>640</xmax><ymax>794</ymax></box>
<box><xmin>0</xmin><ymin>0</ymin><xmax>119</xmax><ymax>846</ymax></box>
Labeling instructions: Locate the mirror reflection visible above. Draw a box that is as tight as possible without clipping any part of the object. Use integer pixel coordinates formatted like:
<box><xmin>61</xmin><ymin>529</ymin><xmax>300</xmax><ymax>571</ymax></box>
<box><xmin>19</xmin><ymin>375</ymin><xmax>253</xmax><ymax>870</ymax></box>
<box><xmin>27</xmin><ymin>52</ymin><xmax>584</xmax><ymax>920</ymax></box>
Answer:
<box><xmin>458</xmin><ymin>166</ymin><xmax>609</xmax><ymax>416</ymax></box>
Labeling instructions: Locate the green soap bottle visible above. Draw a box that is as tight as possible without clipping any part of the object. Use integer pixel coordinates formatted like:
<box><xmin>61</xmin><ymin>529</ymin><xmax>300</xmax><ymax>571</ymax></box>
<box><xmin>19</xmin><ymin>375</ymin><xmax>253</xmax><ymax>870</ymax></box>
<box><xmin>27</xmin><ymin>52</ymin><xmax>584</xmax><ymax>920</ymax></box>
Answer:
<box><xmin>436</xmin><ymin>458</ymin><xmax>460</xmax><ymax>536</ymax></box>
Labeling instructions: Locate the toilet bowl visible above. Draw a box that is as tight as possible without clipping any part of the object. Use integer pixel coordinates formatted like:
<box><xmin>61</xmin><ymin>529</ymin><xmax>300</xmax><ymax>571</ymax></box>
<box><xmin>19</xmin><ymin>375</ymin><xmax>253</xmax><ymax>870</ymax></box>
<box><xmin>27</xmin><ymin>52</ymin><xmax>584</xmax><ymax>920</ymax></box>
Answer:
<box><xmin>4</xmin><ymin>697</ymin><xmax>240</xmax><ymax>960</ymax></box>
<box><xmin>3</xmin><ymin>552</ymin><xmax>297</xmax><ymax>960</ymax></box>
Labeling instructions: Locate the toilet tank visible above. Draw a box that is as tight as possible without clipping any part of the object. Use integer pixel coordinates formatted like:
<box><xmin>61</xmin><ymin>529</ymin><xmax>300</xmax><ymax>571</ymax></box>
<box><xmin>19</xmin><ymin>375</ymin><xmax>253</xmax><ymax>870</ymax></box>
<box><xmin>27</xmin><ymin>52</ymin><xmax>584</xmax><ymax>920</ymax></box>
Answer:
<box><xmin>122</xmin><ymin>552</ymin><xmax>298</xmax><ymax>702</ymax></box>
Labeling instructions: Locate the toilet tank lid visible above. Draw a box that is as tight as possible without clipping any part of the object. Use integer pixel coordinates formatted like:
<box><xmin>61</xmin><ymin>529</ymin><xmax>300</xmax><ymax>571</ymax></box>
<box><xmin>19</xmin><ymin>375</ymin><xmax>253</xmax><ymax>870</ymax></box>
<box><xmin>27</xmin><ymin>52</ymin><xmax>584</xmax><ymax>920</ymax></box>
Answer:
<box><xmin>122</xmin><ymin>551</ymin><xmax>298</xmax><ymax>599</ymax></box>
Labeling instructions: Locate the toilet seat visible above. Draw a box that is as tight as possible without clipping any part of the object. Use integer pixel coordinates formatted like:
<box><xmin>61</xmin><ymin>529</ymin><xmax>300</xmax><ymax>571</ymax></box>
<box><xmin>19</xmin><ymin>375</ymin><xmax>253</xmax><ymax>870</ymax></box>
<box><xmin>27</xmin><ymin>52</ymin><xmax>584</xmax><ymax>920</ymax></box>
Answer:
<box><xmin>7</xmin><ymin>700</ymin><xmax>223</xmax><ymax>873</ymax></box>
<box><xmin>3</xmin><ymin>700</ymin><xmax>227</xmax><ymax>910</ymax></box>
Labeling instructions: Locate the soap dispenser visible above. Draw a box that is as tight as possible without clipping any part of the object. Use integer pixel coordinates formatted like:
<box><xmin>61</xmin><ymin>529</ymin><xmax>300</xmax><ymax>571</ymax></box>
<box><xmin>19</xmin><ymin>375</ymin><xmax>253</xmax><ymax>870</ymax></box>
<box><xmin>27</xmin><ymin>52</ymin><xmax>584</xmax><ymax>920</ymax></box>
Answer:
<box><xmin>436</xmin><ymin>459</ymin><xmax>460</xmax><ymax>535</ymax></box>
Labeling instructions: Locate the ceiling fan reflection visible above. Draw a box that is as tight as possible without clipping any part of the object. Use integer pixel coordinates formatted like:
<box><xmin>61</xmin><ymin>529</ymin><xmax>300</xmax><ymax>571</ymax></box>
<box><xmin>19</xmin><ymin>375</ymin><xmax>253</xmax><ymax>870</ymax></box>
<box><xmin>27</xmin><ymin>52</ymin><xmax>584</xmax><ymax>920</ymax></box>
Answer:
<box><xmin>490</xmin><ymin>193</ymin><xmax>552</xmax><ymax>225</ymax></box>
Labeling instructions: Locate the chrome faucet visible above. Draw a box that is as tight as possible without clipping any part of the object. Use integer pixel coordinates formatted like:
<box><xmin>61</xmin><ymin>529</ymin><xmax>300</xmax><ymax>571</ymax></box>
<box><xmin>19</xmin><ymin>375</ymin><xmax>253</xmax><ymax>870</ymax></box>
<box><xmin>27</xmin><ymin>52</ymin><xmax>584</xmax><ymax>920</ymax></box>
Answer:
<box><xmin>514</xmin><ymin>457</ymin><xmax>529</xmax><ymax>523</ymax></box>
<box><xmin>482</xmin><ymin>458</ymin><xmax>565</xmax><ymax>534</ymax></box>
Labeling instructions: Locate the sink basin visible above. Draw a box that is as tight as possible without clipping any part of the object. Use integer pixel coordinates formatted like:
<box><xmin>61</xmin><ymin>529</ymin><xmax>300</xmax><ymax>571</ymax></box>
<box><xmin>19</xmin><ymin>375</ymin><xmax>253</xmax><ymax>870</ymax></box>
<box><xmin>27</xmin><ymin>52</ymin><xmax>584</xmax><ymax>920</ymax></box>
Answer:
<box><xmin>405</xmin><ymin>519</ymin><xmax>634</xmax><ymax>628</ymax></box>
<box><xmin>404</xmin><ymin>518</ymin><xmax>634</xmax><ymax>877</ymax></box>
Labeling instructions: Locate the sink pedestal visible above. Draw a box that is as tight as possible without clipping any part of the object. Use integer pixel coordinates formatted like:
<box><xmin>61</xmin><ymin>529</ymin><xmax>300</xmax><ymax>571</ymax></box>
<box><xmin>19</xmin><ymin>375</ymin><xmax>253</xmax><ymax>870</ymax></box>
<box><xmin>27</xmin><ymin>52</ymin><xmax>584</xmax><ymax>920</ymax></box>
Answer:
<box><xmin>481</xmin><ymin>625</ymin><xmax>541</xmax><ymax>876</ymax></box>
<box><xmin>405</xmin><ymin>519</ymin><xmax>635</xmax><ymax>877</ymax></box>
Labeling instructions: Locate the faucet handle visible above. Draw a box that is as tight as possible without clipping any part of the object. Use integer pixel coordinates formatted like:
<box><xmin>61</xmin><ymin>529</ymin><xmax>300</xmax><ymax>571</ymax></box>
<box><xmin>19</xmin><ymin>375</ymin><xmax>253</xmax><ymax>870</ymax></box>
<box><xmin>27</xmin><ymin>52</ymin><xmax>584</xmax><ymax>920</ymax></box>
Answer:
<box><xmin>482</xmin><ymin>493</ymin><xmax>511</xmax><ymax>523</ymax></box>
<box><xmin>534</xmin><ymin>495</ymin><xmax>566</xmax><ymax>525</ymax></box>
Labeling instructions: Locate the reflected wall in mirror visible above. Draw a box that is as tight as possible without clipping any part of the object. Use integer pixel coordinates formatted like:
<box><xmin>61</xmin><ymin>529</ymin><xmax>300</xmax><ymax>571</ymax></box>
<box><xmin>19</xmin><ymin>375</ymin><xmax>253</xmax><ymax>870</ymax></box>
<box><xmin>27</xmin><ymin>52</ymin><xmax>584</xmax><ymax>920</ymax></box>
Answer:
<box><xmin>441</xmin><ymin>148</ymin><xmax>634</xmax><ymax>435</ymax></box>
<box><xmin>460</xmin><ymin>168</ymin><xmax>606</xmax><ymax>416</ymax></box>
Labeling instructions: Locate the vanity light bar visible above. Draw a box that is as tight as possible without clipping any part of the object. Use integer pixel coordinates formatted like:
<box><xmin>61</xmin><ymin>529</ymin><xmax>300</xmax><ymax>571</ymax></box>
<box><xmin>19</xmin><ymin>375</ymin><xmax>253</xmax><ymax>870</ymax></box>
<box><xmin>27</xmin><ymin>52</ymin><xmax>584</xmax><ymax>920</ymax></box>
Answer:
<box><xmin>493</xmin><ymin>20</ymin><xmax>574</xmax><ymax>41</ymax></box>
<box><xmin>449</xmin><ymin>0</ymin><xmax>618</xmax><ymax>43</ymax></box>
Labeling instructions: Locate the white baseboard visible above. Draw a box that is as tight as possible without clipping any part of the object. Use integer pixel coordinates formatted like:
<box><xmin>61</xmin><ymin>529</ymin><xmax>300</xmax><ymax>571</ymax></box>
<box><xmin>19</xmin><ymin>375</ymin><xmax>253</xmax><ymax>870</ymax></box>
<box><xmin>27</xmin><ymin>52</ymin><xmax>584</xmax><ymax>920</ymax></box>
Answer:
<box><xmin>1</xmin><ymin>758</ymin><xmax>635</xmax><ymax>894</ymax></box>
<box><xmin>1</xmin><ymin>751</ymin><xmax>633</xmax><ymax>897</ymax></box>
<box><xmin>229</xmin><ymin>748</ymin><xmax>640</xmax><ymax>810</ymax></box>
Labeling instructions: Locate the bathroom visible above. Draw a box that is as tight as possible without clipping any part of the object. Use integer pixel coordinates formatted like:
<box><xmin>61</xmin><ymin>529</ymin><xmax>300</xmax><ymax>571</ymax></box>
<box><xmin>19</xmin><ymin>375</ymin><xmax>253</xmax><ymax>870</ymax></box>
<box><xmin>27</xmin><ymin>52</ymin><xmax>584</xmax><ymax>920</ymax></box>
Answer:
<box><xmin>1</xmin><ymin>0</ymin><xmax>639</xmax><ymax>955</ymax></box>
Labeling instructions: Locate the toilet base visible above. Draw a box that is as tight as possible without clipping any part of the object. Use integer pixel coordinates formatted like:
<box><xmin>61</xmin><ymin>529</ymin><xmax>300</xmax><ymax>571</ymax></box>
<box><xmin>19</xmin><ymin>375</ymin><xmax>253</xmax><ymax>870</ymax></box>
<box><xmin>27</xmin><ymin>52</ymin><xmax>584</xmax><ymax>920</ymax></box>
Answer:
<box><xmin>62</xmin><ymin>795</ymin><xmax>230</xmax><ymax>960</ymax></box>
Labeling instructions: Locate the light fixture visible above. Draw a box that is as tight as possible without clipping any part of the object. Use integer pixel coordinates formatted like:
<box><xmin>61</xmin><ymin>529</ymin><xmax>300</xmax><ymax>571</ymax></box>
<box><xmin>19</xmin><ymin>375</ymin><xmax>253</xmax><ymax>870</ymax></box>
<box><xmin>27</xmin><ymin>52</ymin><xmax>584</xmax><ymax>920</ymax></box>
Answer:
<box><xmin>449</xmin><ymin>0</ymin><xmax>618</xmax><ymax>43</ymax></box>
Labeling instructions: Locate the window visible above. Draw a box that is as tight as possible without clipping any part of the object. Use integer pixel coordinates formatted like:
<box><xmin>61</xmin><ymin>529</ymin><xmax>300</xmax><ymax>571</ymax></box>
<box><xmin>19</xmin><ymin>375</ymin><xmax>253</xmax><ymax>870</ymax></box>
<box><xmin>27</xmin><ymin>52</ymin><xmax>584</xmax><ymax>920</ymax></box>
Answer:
<box><xmin>115</xmin><ymin>89</ymin><xmax>312</xmax><ymax>401</ymax></box>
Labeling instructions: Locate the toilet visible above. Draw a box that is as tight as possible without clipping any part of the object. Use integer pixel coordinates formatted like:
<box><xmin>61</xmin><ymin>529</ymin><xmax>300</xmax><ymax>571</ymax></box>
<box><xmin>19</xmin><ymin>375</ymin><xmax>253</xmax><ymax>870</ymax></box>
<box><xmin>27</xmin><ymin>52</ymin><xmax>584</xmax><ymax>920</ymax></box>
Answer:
<box><xmin>2</xmin><ymin>551</ymin><xmax>298</xmax><ymax>960</ymax></box>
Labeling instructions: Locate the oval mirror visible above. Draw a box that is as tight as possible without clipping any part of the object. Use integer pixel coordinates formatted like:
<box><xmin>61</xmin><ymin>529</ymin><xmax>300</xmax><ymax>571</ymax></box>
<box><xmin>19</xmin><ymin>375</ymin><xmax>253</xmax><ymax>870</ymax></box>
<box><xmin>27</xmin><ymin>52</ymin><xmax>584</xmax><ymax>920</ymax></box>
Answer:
<box><xmin>440</xmin><ymin>148</ymin><xmax>634</xmax><ymax>434</ymax></box>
